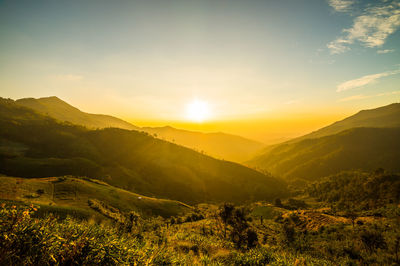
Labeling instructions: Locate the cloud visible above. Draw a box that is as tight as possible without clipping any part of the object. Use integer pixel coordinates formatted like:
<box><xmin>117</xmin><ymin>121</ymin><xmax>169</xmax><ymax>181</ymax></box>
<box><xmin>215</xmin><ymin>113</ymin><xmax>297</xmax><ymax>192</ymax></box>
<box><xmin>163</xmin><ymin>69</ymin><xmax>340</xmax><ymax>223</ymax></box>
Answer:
<box><xmin>339</xmin><ymin>90</ymin><xmax>400</xmax><ymax>101</ymax></box>
<box><xmin>377</xmin><ymin>49</ymin><xmax>395</xmax><ymax>53</ymax></box>
<box><xmin>337</xmin><ymin>69</ymin><xmax>400</xmax><ymax>92</ymax></box>
<box><xmin>328</xmin><ymin>1</ymin><xmax>400</xmax><ymax>54</ymax></box>
<box><xmin>327</xmin><ymin>38</ymin><xmax>351</xmax><ymax>54</ymax></box>
<box><xmin>328</xmin><ymin>0</ymin><xmax>354</xmax><ymax>12</ymax></box>
<box><xmin>53</xmin><ymin>74</ymin><xmax>83</xmax><ymax>81</ymax></box>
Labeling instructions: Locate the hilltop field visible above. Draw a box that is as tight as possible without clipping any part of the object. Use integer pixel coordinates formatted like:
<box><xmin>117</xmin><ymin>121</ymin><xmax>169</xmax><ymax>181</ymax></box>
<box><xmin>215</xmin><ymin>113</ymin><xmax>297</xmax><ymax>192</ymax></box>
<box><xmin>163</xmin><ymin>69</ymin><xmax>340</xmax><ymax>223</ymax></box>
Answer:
<box><xmin>0</xmin><ymin>175</ymin><xmax>190</xmax><ymax>219</ymax></box>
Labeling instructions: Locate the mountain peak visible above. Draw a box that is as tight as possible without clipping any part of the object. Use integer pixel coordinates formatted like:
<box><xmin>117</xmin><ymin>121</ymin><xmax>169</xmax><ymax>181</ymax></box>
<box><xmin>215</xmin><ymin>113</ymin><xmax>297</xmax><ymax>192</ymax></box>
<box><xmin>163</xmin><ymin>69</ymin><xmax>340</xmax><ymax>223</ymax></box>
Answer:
<box><xmin>39</xmin><ymin>96</ymin><xmax>63</xmax><ymax>101</ymax></box>
<box><xmin>295</xmin><ymin>102</ymin><xmax>400</xmax><ymax>141</ymax></box>
<box><xmin>36</xmin><ymin>96</ymin><xmax>71</xmax><ymax>106</ymax></box>
<box><xmin>356</xmin><ymin>102</ymin><xmax>400</xmax><ymax>115</ymax></box>
<box><xmin>15</xmin><ymin>96</ymin><xmax>139</xmax><ymax>131</ymax></box>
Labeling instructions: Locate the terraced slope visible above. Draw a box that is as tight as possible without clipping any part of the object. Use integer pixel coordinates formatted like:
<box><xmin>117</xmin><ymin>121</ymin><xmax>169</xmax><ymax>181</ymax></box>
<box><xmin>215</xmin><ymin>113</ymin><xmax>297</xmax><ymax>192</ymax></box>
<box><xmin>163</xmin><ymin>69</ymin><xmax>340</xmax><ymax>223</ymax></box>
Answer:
<box><xmin>0</xmin><ymin>175</ymin><xmax>191</xmax><ymax>218</ymax></box>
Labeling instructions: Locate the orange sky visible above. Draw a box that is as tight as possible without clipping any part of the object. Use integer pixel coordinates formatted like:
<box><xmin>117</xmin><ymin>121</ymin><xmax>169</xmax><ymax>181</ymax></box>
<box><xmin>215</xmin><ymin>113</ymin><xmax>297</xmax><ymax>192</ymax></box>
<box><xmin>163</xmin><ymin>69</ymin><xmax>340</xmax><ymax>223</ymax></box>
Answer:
<box><xmin>129</xmin><ymin>112</ymin><xmax>348</xmax><ymax>144</ymax></box>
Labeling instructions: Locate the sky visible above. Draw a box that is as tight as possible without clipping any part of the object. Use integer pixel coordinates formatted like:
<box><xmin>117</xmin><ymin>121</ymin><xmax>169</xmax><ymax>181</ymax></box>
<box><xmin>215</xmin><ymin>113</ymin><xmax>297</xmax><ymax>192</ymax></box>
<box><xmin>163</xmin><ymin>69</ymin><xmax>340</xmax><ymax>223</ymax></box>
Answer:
<box><xmin>0</xmin><ymin>0</ymin><xmax>399</xmax><ymax>143</ymax></box>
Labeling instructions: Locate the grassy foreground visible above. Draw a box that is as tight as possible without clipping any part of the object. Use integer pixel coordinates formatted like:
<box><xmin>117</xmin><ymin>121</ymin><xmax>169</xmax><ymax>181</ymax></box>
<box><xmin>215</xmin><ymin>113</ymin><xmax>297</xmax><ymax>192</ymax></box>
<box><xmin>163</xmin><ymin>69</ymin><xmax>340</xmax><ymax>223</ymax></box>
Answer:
<box><xmin>1</xmin><ymin>197</ymin><xmax>399</xmax><ymax>265</ymax></box>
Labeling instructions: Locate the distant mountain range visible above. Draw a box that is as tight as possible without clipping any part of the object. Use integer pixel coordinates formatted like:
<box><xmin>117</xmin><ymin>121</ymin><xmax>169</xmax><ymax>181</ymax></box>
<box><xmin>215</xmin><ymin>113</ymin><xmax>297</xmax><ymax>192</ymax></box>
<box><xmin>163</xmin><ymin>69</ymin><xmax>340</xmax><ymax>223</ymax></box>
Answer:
<box><xmin>5</xmin><ymin>95</ymin><xmax>400</xmax><ymax>191</ymax></box>
<box><xmin>142</xmin><ymin>126</ymin><xmax>264</xmax><ymax>162</ymax></box>
<box><xmin>0</xmin><ymin>97</ymin><xmax>286</xmax><ymax>203</ymax></box>
<box><xmin>248</xmin><ymin>103</ymin><xmax>400</xmax><ymax>180</ymax></box>
<box><xmin>16</xmin><ymin>97</ymin><xmax>264</xmax><ymax>162</ymax></box>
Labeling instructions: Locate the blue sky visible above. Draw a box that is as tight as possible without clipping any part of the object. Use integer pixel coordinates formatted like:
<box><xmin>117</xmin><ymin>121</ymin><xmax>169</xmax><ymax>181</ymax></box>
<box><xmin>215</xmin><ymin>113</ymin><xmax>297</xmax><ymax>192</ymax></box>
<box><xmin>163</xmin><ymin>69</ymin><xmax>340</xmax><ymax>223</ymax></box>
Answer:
<box><xmin>0</xmin><ymin>0</ymin><xmax>399</xmax><ymax>140</ymax></box>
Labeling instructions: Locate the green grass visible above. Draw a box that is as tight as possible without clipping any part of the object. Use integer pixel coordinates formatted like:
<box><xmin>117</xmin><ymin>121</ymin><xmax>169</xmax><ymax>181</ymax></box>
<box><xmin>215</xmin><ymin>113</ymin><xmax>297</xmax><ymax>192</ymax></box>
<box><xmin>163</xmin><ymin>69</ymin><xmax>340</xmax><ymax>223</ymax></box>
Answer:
<box><xmin>1</xmin><ymin>191</ymin><xmax>400</xmax><ymax>266</ymax></box>
<box><xmin>250</xmin><ymin>205</ymin><xmax>279</xmax><ymax>220</ymax></box>
<box><xmin>0</xmin><ymin>175</ymin><xmax>191</xmax><ymax>219</ymax></box>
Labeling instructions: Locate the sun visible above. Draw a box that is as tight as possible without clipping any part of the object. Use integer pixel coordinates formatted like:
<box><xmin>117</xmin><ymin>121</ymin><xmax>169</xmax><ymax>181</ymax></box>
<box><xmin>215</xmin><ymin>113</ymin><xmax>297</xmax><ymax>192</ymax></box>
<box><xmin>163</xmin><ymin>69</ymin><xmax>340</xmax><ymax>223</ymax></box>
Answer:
<box><xmin>185</xmin><ymin>99</ymin><xmax>210</xmax><ymax>122</ymax></box>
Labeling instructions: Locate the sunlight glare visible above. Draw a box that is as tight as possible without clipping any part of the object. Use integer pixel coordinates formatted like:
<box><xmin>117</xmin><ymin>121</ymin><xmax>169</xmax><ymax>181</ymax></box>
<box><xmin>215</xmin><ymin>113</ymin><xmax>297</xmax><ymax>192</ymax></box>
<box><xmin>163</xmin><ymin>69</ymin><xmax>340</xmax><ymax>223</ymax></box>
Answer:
<box><xmin>185</xmin><ymin>99</ymin><xmax>210</xmax><ymax>122</ymax></box>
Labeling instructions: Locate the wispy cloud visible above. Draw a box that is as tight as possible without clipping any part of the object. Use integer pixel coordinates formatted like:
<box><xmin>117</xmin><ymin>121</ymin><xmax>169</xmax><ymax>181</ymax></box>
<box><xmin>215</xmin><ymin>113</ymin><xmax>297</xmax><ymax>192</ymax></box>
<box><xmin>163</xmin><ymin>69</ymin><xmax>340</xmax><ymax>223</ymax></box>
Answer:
<box><xmin>327</xmin><ymin>38</ymin><xmax>351</xmax><ymax>54</ymax></box>
<box><xmin>337</xmin><ymin>69</ymin><xmax>400</xmax><ymax>92</ymax></box>
<box><xmin>339</xmin><ymin>90</ymin><xmax>400</xmax><ymax>101</ymax></box>
<box><xmin>53</xmin><ymin>74</ymin><xmax>84</xmax><ymax>81</ymax></box>
<box><xmin>328</xmin><ymin>1</ymin><xmax>400</xmax><ymax>54</ymax></box>
<box><xmin>328</xmin><ymin>0</ymin><xmax>354</xmax><ymax>12</ymax></box>
<box><xmin>377</xmin><ymin>49</ymin><xmax>395</xmax><ymax>54</ymax></box>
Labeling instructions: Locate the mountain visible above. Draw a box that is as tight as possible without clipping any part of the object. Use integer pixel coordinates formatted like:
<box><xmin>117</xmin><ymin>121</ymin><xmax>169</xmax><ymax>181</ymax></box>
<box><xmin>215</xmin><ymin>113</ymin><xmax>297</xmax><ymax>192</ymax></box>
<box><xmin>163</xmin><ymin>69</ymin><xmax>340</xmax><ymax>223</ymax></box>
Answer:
<box><xmin>0</xmin><ymin>97</ymin><xmax>286</xmax><ymax>204</ymax></box>
<box><xmin>294</xmin><ymin>103</ymin><xmax>400</xmax><ymax>141</ymax></box>
<box><xmin>16</xmin><ymin>96</ymin><xmax>265</xmax><ymax>162</ymax></box>
<box><xmin>16</xmin><ymin>96</ymin><xmax>139</xmax><ymax>130</ymax></box>
<box><xmin>250</xmin><ymin>127</ymin><xmax>400</xmax><ymax>180</ymax></box>
<box><xmin>248</xmin><ymin>103</ymin><xmax>400</xmax><ymax>181</ymax></box>
<box><xmin>142</xmin><ymin>126</ymin><xmax>264</xmax><ymax>162</ymax></box>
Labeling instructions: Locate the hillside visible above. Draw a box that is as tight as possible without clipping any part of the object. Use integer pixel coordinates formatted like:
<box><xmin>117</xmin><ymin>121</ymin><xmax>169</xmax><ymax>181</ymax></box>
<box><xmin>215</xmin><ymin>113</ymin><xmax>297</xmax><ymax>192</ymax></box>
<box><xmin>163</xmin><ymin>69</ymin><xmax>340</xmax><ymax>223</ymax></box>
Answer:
<box><xmin>295</xmin><ymin>103</ymin><xmax>400</xmax><ymax>141</ymax></box>
<box><xmin>249</xmin><ymin>127</ymin><xmax>400</xmax><ymax>180</ymax></box>
<box><xmin>0</xmin><ymin>98</ymin><xmax>286</xmax><ymax>203</ymax></box>
<box><xmin>143</xmin><ymin>126</ymin><xmax>264</xmax><ymax>162</ymax></box>
<box><xmin>15</xmin><ymin>96</ymin><xmax>265</xmax><ymax>162</ymax></box>
<box><xmin>307</xmin><ymin>170</ymin><xmax>400</xmax><ymax>208</ymax></box>
<box><xmin>2</xmin><ymin>170</ymin><xmax>399</xmax><ymax>265</ymax></box>
<box><xmin>16</xmin><ymin>96</ymin><xmax>139</xmax><ymax>130</ymax></box>
<box><xmin>248</xmin><ymin>103</ymin><xmax>400</xmax><ymax>180</ymax></box>
<box><xmin>0</xmin><ymin>175</ymin><xmax>190</xmax><ymax>218</ymax></box>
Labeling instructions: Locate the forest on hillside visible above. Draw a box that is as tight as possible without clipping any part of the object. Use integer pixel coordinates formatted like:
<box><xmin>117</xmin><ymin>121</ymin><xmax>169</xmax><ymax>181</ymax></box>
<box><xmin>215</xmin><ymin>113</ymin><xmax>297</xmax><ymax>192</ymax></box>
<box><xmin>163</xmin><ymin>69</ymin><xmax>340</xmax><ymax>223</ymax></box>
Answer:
<box><xmin>0</xmin><ymin>98</ymin><xmax>285</xmax><ymax>204</ymax></box>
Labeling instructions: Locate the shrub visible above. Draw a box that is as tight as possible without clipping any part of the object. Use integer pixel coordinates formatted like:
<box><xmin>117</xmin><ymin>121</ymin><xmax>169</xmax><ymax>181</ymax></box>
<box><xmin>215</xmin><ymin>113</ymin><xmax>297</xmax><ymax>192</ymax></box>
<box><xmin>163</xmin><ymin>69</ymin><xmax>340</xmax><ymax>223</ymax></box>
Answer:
<box><xmin>360</xmin><ymin>229</ymin><xmax>387</xmax><ymax>254</ymax></box>
<box><xmin>0</xmin><ymin>203</ymin><xmax>155</xmax><ymax>265</ymax></box>
<box><xmin>232</xmin><ymin>248</ymin><xmax>273</xmax><ymax>265</ymax></box>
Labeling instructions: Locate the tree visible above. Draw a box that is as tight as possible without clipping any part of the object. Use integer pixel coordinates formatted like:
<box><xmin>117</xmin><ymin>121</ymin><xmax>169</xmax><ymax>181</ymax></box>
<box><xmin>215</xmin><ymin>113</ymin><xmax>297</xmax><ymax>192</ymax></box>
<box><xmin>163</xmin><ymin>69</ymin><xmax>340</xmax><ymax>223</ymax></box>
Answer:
<box><xmin>345</xmin><ymin>210</ymin><xmax>358</xmax><ymax>228</ymax></box>
<box><xmin>229</xmin><ymin>207</ymin><xmax>250</xmax><ymax>249</ymax></box>
<box><xmin>246</xmin><ymin>228</ymin><xmax>258</xmax><ymax>249</ymax></box>
<box><xmin>360</xmin><ymin>229</ymin><xmax>387</xmax><ymax>254</ymax></box>
<box><xmin>218</xmin><ymin>204</ymin><xmax>259</xmax><ymax>249</ymax></box>
<box><xmin>274</xmin><ymin>198</ymin><xmax>282</xmax><ymax>207</ymax></box>
<box><xmin>282</xmin><ymin>223</ymin><xmax>296</xmax><ymax>245</ymax></box>
<box><xmin>218</xmin><ymin>203</ymin><xmax>234</xmax><ymax>238</ymax></box>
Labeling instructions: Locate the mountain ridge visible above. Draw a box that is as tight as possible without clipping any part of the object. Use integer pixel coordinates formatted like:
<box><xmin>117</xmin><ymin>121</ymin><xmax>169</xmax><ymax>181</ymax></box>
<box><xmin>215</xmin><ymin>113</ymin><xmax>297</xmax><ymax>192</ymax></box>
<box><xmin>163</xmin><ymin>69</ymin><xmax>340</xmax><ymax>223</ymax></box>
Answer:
<box><xmin>0</xmin><ymin>97</ymin><xmax>286</xmax><ymax>204</ymax></box>
<box><xmin>15</xmin><ymin>96</ymin><xmax>265</xmax><ymax>162</ymax></box>
<box><xmin>248</xmin><ymin>103</ymin><xmax>400</xmax><ymax>180</ymax></box>
<box><xmin>16</xmin><ymin>96</ymin><xmax>140</xmax><ymax>130</ymax></box>
<box><xmin>291</xmin><ymin>102</ymin><xmax>400</xmax><ymax>142</ymax></box>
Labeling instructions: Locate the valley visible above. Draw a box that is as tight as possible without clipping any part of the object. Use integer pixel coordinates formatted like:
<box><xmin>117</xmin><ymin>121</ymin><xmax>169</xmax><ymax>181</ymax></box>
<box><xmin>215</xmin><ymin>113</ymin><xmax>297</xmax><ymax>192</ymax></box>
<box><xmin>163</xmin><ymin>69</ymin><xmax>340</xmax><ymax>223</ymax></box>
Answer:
<box><xmin>0</xmin><ymin>96</ymin><xmax>399</xmax><ymax>265</ymax></box>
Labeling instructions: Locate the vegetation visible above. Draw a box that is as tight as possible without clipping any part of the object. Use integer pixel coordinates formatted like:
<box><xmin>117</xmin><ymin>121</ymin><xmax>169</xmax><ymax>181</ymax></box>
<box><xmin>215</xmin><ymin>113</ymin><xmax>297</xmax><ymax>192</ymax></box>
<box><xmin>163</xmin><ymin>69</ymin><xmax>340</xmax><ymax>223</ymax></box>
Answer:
<box><xmin>0</xmin><ymin>97</ymin><xmax>286</xmax><ymax>204</ymax></box>
<box><xmin>249</xmin><ymin>127</ymin><xmax>400</xmax><ymax>180</ymax></box>
<box><xmin>308</xmin><ymin>170</ymin><xmax>400</xmax><ymax>213</ymax></box>
<box><xmin>1</xmin><ymin>98</ymin><xmax>399</xmax><ymax>265</ymax></box>
<box><xmin>0</xmin><ymin>175</ymin><xmax>190</xmax><ymax>219</ymax></box>
<box><xmin>1</xmin><ymin>176</ymin><xmax>399</xmax><ymax>266</ymax></box>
